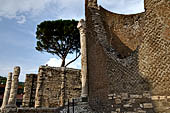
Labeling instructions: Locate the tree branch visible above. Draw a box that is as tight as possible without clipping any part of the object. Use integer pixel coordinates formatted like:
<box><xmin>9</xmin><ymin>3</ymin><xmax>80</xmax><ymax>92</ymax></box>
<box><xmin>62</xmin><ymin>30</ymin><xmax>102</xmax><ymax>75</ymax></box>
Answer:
<box><xmin>65</xmin><ymin>53</ymin><xmax>81</xmax><ymax>67</ymax></box>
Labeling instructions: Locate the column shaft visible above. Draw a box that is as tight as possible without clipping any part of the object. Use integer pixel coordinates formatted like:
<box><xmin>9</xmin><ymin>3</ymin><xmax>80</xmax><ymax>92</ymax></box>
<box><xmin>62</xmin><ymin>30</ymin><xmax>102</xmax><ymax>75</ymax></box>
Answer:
<box><xmin>35</xmin><ymin>67</ymin><xmax>44</xmax><ymax>108</ymax></box>
<box><xmin>77</xmin><ymin>19</ymin><xmax>88</xmax><ymax>98</ymax></box>
<box><xmin>60</xmin><ymin>67</ymin><xmax>66</xmax><ymax>106</ymax></box>
<box><xmin>8</xmin><ymin>66</ymin><xmax>20</xmax><ymax>107</ymax></box>
<box><xmin>1</xmin><ymin>72</ymin><xmax>12</xmax><ymax>108</ymax></box>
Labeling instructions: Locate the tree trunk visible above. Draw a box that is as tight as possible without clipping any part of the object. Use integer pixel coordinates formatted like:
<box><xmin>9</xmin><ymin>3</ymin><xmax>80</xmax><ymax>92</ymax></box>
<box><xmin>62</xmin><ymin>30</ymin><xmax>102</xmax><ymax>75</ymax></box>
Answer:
<box><xmin>61</xmin><ymin>58</ymin><xmax>65</xmax><ymax>67</ymax></box>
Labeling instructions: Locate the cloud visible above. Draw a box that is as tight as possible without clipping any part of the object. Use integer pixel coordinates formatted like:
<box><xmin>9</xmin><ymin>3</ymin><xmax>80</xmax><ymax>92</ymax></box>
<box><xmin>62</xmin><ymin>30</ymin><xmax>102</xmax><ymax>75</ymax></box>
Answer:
<box><xmin>0</xmin><ymin>0</ymin><xmax>53</xmax><ymax>17</ymax></box>
<box><xmin>0</xmin><ymin>0</ymin><xmax>84</xmax><ymax>23</ymax></box>
<box><xmin>98</xmin><ymin>0</ymin><xmax>144</xmax><ymax>14</ymax></box>
<box><xmin>46</xmin><ymin>58</ymin><xmax>61</xmax><ymax>67</ymax></box>
<box><xmin>46</xmin><ymin>57</ymin><xmax>81</xmax><ymax>69</ymax></box>
<box><xmin>0</xmin><ymin>0</ymin><xmax>55</xmax><ymax>23</ymax></box>
<box><xmin>16</xmin><ymin>15</ymin><xmax>26</xmax><ymax>24</ymax></box>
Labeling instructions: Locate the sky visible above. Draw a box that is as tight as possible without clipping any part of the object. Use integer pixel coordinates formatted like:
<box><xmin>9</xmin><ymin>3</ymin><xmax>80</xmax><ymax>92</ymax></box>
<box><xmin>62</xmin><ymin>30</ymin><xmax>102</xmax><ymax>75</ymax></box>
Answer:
<box><xmin>0</xmin><ymin>0</ymin><xmax>144</xmax><ymax>81</ymax></box>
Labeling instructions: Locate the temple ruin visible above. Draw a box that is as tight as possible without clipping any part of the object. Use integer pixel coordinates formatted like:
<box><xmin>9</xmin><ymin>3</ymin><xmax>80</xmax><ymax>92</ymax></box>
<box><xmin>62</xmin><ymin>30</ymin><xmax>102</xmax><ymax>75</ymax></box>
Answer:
<box><xmin>23</xmin><ymin>66</ymin><xmax>81</xmax><ymax>108</ymax></box>
<box><xmin>0</xmin><ymin>0</ymin><xmax>170</xmax><ymax>112</ymax></box>
<box><xmin>85</xmin><ymin>0</ymin><xmax>170</xmax><ymax>112</ymax></box>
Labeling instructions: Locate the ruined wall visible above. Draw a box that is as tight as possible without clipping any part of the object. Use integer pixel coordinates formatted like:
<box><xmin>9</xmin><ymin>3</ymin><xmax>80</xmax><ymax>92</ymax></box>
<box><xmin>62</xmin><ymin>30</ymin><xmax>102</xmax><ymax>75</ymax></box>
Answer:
<box><xmin>0</xmin><ymin>107</ymin><xmax>62</xmax><ymax>113</ymax></box>
<box><xmin>86</xmin><ymin>0</ymin><xmax>170</xmax><ymax>112</ymax></box>
<box><xmin>35</xmin><ymin>66</ymin><xmax>81</xmax><ymax>108</ymax></box>
<box><xmin>22</xmin><ymin>74</ymin><xmax>37</xmax><ymax>107</ymax></box>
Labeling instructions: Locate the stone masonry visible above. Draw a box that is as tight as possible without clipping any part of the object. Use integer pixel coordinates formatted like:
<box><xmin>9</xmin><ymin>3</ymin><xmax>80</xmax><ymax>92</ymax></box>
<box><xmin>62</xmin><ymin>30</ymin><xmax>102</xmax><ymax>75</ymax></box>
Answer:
<box><xmin>34</xmin><ymin>67</ymin><xmax>44</xmax><ymax>108</ymax></box>
<box><xmin>0</xmin><ymin>66</ymin><xmax>81</xmax><ymax>113</ymax></box>
<box><xmin>7</xmin><ymin>66</ymin><xmax>20</xmax><ymax>108</ymax></box>
<box><xmin>32</xmin><ymin>66</ymin><xmax>81</xmax><ymax>108</ymax></box>
<box><xmin>1</xmin><ymin>0</ymin><xmax>169</xmax><ymax>113</ymax></box>
<box><xmin>22</xmin><ymin>74</ymin><xmax>37</xmax><ymax>107</ymax></box>
<box><xmin>1</xmin><ymin>72</ymin><xmax>12</xmax><ymax>109</ymax></box>
<box><xmin>85</xmin><ymin>0</ymin><xmax>170</xmax><ymax>112</ymax></box>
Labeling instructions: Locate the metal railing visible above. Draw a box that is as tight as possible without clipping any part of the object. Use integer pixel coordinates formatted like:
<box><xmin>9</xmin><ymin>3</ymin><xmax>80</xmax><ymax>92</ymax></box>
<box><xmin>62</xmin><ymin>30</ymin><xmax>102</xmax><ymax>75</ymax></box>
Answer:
<box><xmin>67</xmin><ymin>98</ymin><xmax>75</xmax><ymax>113</ymax></box>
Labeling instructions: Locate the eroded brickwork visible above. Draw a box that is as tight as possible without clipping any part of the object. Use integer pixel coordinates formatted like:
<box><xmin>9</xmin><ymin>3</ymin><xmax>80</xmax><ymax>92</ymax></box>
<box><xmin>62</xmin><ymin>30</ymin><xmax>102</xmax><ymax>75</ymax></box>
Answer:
<box><xmin>0</xmin><ymin>107</ymin><xmax>62</xmax><ymax>113</ymax></box>
<box><xmin>34</xmin><ymin>66</ymin><xmax>81</xmax><ymax>108</ymax></box>
<box><xmin>86</xmin><ymin>0</ymin><xmax>170</xmax><ymax>112</ymax></box>
<box><xmin>22</xmin><ymin>74</ymin><xmax>37</xmax><ymax>107</ymax></box>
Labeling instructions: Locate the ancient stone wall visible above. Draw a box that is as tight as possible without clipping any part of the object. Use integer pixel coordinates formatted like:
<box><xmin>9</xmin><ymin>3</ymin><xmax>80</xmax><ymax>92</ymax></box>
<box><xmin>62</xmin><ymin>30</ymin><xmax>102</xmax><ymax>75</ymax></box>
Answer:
<box><xmin>34</xmin><ymin>66</ymin><xmax>81</xmax><ymax>108</ymax></box>
<box><xmin>0</xmin><ymin>107</ymin><xmax>62</xmax><ymax>113</ymax></box>
<box><xmin>22</xmin><ymin>74</ymin><xmax>37</xmax><ymax>107</ymax></box>
<box><xmin>86</xmin><ymin>0</ymin><xmax>170</xmax><ymax>112</ymax></box>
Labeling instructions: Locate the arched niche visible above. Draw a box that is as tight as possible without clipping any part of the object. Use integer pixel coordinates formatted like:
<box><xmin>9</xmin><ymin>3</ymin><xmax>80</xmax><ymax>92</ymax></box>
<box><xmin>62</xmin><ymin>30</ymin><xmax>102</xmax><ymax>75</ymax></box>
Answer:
<box><xmin>98</xmin><ymin>0</ymin><xmax>145</xmax><ymax>15</ymax></box>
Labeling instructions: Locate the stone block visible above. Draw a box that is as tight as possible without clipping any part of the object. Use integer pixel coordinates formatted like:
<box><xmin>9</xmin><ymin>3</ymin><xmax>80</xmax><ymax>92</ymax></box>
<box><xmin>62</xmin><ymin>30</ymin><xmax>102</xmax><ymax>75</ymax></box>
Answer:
<box><xmin>129</xmin><ymin>99</ymin><xmax>136</xmax><ymax>104</ymax></box>
<box><xmin>108</xmin><ymin>96</ymin><xmax>113</xmax><ymax>100</ymax></box>
<box><xmin>123</xmin><ymin>104</ymin><xmax>133</xmax><ymax>108</ymax></box>
<box><xmin>111</xmin><ymin>111</ymin><xmax>117</xmax><ymax>113</ymax></box>
<box><xmin>151</xmin><ymin>96</ymin><xmax>159</xmax><ymax>100</ymax></box>
<box><xmin>108</xmin><ymin>94</ymin><xmax>114</xmax><ymax>97</ymax></box>
<box><xmin>143</xmin><ymin>92</ymin><xmax>151</xmax><ymax>98</ymax></box>
<box><xmin>116</xmin><ymin>108</ymin><xmax>120</xmax><ymax>112</ymax></box>
<box><xmin>143</xmin><ymin>103</ymin><xmax>153</xmax><ymax>108</ymax></box>
<box><xmin>137</xmin><ymin>109</ymin><xmax>146</xmax><ymax>113</ymax></box>
<box><xmin>130</xmin><ymin>94</ymin><xmax>142</xmax><ymax>99</ymax></box>
<box><xmin>139</xmin><ymin>104</ymin><xmax>143</xmax><ymax>108</ymax></box>
<box><xmin>121</xmin><ymin>93</ymin><xmax>129</xmax><ymax>99</ymax></box>
<box><xmin>125</xmin><ymin>111</ymin><xmax>137</xmax><ymax>113</ymax></box>
<box><xmin>115</xmin><ymin>99</ymin><xmax>121</xmax><ymax>104</ymax></box>
<box><xmin>159</xmin><ymin>96</ymin><xmax>166</xmax><ymax>100</ymax></box>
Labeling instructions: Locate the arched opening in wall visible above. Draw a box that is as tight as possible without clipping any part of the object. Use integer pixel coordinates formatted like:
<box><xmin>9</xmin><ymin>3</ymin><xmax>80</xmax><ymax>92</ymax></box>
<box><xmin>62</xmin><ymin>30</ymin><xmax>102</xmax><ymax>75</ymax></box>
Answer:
<box><xmin>98</xmin><ymin>0</ymin><xmax>145</xmax><ymax>15</ymax></box>
<box><xmin>97</xmin><ymin>1</ymin><xmax>145</xmax><ymax>58</ymax></box>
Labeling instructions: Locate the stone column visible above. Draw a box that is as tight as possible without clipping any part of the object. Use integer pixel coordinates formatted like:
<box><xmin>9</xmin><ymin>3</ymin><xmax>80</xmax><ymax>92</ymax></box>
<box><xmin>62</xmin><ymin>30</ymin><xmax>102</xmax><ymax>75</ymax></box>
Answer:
<box><xmin>1</xmin><ymin>72</ymin><xmax>12</xmax><ymax>109</ymax></box>
<box><xmin>60</xmin><ymin>67</ymin><xmax>66</xmax><ymax>106</ymax></box>
<box><xmin>8</xmin><ymin>66</ymin><xmax>20</xmax><ymax>107</ymax></box>
<box><xmin>22</xmin><ymin>74</ymin><xmax>31</xmax><ymax>107</ymax></box>
<box><xmin>35</xmin><ymin>66</ymin><xmax>44</xmax><ymax>108</ymax></box>
<box><xmin>77</xmin><ymin>19</ymin><xmax>88</xmax><ymax>98</ymax></box>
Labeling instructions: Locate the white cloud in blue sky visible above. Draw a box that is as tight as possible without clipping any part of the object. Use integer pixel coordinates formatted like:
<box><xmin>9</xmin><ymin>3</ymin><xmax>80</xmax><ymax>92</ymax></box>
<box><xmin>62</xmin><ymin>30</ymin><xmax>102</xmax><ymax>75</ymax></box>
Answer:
<box><xmin>16</xmin><ymin>15</ymin><xmax>26</xmax><ymax>24</ymax></box>
<box><xmin>0</xmin><ymin>0</ymin><xmax>144</xmax><ymax>81</ymax></box>
<box><xmin>0</xmin><ymin>0</ymin><xmax>54</xmax><ymax>21</ymax></box>
<box><xmin>0</xmin><ymin>0</ymin><xmax>84</xmax><ymax>24</ymax></box>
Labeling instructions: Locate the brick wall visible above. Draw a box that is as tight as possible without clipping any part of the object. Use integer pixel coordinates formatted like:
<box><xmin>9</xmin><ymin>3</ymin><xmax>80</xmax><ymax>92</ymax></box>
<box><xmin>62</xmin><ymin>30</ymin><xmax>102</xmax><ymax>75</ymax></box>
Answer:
<box><xmin>22</xmin><ymin>74</ymin><xmax>37</xmax><ymax>107</ymax></box>
<box><xmin>35</xmin><ymin>66</ymin><xmax>81</xmax><ymax>108</ymax></box>
<box><xmin>0</xmin><ymin>108</ymin><xmax>62</xmax><ymax>113</ymax></box>
<box><xmin>86</xmin><ymin>0</ymin><xmax>170</xmax><ymax>112</ymax></box>
<box><xmin>22</xmin><ymin>67</ymin><xmax>81</xmax><ymax>108</ymax></box>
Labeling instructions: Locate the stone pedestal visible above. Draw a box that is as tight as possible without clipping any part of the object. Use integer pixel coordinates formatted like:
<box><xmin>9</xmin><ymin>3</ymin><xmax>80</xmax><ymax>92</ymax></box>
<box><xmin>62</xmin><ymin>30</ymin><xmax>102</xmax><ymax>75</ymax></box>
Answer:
<box><xmin>1</xmin><ymin>72</ymin><xmax>12</xmax><ymax>109</ymax></box>
<box><xmin>77</xmin><ymin>19</ymin><xmax>88</xmax><ymax>98</ymax></box>
<box><xmin>7</xmin><ymin>66</ymin><xmax>20</xmax><ymax>108</ymax></box>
